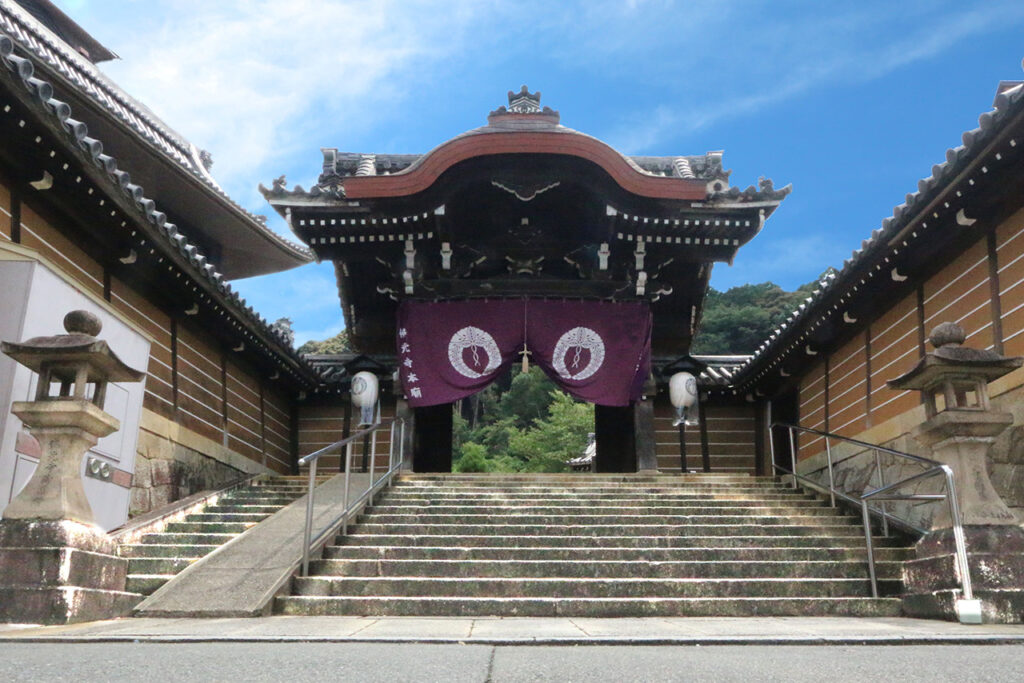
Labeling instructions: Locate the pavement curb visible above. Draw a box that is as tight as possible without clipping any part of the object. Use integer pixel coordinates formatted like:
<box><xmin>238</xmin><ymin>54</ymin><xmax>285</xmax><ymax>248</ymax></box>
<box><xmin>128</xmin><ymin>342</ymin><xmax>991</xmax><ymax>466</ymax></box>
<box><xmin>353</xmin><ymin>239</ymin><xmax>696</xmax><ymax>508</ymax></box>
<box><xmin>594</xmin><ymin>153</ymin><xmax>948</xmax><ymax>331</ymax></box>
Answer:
<box><xmin>4</xmin><ymin>634</ymin><xmax>1024</xmax><ymax>645</ymax></box>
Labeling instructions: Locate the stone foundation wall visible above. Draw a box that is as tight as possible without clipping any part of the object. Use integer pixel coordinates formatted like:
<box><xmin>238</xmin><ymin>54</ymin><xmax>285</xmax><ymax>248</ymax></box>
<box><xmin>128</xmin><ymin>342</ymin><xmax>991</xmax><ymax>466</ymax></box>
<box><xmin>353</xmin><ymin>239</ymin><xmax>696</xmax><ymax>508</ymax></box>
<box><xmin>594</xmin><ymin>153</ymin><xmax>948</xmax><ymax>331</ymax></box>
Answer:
<box><xmin>987</xmin><ymin>380</ymin><xmax>1024</xmax><ymax>517</ymax></box>
<box><xmin>129</xmin><ymin>409</ymin><xmax>270</xmax><ymax>517</ymax></box>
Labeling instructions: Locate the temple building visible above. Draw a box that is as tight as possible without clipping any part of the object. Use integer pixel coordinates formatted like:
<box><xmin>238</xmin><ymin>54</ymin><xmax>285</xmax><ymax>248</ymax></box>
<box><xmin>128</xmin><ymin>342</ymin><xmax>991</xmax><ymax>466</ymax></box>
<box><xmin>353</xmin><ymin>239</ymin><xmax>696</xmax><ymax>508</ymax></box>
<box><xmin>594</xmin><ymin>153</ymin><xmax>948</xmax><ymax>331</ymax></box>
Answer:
<box><xmin>263</xmin><ymin>86</ymin><xmax>789</xmax><ymax>474</ymax></box>
<box><xmin>0</xmin><ymin>0</ymin><xmax>318</xmax><ymax>530</ymax></box>
<box><xmin>3</xmin><ymin>0</ymin><xmax>1024</xmax><ymax>623</ymax></box>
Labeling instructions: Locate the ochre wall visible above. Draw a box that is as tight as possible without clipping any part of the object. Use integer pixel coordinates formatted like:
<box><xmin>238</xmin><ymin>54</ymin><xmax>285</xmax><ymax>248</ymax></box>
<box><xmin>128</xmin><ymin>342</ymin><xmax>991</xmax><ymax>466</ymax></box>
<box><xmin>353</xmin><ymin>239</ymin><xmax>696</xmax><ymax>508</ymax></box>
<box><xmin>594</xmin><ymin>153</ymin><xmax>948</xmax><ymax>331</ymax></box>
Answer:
<box><xmin>868</xmin><ymin>292</ymin><xmax>920</xmax><ymax>425</ymax></box>
<box><xmin>794</xmin><ymin>207</ymin><xmax>1024</xmax><ymax>468</ymax></box>
<box><xmin>797</xmin><ymin>361</ymin><xmax>826</xmax><ymax>455</ymax></box>
<box><xmin>997</xmin><ymin>208</ymin><xmax>1024</xmax><ymax>355</ymax></box>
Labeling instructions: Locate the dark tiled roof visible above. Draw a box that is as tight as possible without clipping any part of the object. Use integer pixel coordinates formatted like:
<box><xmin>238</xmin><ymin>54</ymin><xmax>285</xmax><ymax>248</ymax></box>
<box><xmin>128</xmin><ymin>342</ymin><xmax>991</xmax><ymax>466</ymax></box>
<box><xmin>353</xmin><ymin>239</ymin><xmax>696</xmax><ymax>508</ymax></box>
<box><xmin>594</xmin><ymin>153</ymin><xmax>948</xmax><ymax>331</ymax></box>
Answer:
<box><xmin>0</xmin><ymin>1</ymin><xmax>311</xmax><ymax>265</ymax></box>
<box><xmin>733</xmin><ymin>80</ymin><xmax>1024</xmax><ymax>389</ymax></box>
<box><xmin>316</xmin><ymin>149</ymin><xmax>733</xmax><ymax>185</ymax></box>
<box><xmin>0</xmin><ymin>32</ymin><xmax>316</xmax><ymax>385</ymax></box>
<box><xmin>692</xmin><ymin>355</ymin><xmax>751</xmax><ymax>387</ymax></box>
<box><xmin>265</xmin><ymin>89</ymin><xmax>787</xmax><ymax>204</ymax></box>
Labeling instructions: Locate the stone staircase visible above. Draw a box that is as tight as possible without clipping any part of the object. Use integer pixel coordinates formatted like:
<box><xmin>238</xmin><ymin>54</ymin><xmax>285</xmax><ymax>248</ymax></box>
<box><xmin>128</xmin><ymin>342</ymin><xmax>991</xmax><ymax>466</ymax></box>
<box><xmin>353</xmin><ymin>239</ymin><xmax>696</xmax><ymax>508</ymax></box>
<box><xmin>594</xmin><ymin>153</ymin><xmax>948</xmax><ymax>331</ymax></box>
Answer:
<box><xmin>276</xmin><ymin>473</ymin><xmax>911</xmax><ymax>617</ymax></box>
<box><xmin>119</xmin><ymin>477</ymin><xmax>310</xmax><ymax>596</ymax></box>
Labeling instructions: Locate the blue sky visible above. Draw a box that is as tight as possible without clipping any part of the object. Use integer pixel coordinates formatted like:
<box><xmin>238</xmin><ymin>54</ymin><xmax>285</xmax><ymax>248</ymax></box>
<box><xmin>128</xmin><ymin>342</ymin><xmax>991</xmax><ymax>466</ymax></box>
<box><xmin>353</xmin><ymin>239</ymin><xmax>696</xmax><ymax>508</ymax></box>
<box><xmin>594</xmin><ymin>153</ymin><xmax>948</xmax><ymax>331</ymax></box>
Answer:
<box><xmin>58</xmin><ymin>0</ymin><xmax>1024</xmax><ymax>346</ymax></box>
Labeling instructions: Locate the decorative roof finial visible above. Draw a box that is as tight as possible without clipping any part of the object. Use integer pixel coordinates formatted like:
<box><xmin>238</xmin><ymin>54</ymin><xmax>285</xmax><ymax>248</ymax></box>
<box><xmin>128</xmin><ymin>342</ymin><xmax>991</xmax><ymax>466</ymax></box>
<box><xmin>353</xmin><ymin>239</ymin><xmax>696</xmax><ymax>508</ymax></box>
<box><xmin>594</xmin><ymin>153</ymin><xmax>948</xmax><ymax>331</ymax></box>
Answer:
<box><xmin>507</xmin><ymin>85</ymin><xmax>542</xmax><ymax>114</ymax></box>
<box><xmin>488</xmin><ymin>86</ymin><xmax>560</xmax><ymax>124</ymax></box>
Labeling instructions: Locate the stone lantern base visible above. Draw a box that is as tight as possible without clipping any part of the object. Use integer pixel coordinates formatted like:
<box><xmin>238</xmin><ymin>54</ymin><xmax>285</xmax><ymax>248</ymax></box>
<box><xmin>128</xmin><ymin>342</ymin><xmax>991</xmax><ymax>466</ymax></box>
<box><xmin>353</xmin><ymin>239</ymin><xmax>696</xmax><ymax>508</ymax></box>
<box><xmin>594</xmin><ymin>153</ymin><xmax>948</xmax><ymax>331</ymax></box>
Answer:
<box><xmin>0</xmin><ymin>519</ymin><xmax>140</xmax><ymax>625</ymax></box>
<box><xmin>902</xmin><ymin>525</ymin><xmax>1024</xmax><ymax>623</ymax></box>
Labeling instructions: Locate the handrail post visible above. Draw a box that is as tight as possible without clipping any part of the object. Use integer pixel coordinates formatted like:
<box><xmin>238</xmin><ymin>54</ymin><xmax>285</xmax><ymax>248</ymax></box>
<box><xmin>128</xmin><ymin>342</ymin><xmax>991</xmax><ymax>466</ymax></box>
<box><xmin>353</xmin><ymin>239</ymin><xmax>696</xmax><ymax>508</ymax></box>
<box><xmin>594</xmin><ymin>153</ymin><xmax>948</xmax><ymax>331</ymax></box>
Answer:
<box><xmin>787</xmin><ymin>427</ymin><xmax>798</xmax><ymax>489</ymax></box>
<box><xmin>824</xmin><ymin>436</ymin><xmax>836</xmax><ymax>508</ymax></box>
<box><xmin>341</xmin><ymin>441</ymin><xmax>353</xmax><ymax>536</ymax></box>
<box><xmin>367</xmin><ymin>425</ymin><xmax>378</xmax><ymax>508</ymax></box>
<box><xmin>300</xmin><ymin>457</ymin><xmax>317</xmax><ymax>577</ymax></box>
<box><xmin>861</xmin><ymin>498</ymin><xmax>879</xmax><ymax>598</ymax></box>
<box><xmin>874</xmin><ymin>449</ymin><xmax>889</xmax><ymax>538</ymax></box>
<box><xmin>942</xmin><ymin>466</ymin><xmax>974</xmax><ymax>600</ymax></box>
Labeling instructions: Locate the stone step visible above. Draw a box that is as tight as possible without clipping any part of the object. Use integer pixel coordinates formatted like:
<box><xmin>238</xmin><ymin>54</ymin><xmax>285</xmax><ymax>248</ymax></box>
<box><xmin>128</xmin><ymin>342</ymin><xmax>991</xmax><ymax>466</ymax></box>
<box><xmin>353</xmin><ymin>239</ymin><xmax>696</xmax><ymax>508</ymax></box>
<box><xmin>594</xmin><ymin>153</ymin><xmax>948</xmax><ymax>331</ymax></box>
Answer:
<box><xmin>310</xmin><ymin>558</ymin><xmax>903</xmax><ymax>580</ymax></box>
<box><xmin>395</xmin><ymin>475</ymin><xmax>770</xmax><ymax>481</ymax></box>
<box><xmin>377</xmin><ymin>495</ymin><xmax>823</xmax><ymax>506</ymax></box>
<box><xmin>119</xmin><ymin>544</ymin><xmax>221</xmax><ymax>559</ymax></box>
<box><xmin>162</xmin><ymin>521</ymin><xmax>258</xmax><ymax>534</ymax></box>
<box><xmin>125</xmin><ymin>574</ymin><xmax>174</xmax><ymax>596</ymax></box>
<box><xmin>140</xmin><ymin>532</ymin><xmax>238</xmax><ymax>545</ymax></box>
<box><xmin>205</xmin><ymin>501</ymin><xmax>288</xmax><ymax>511</ymax></box>
<box><xmin>358</xmin><ymin>514</ymin><xmax>858</xmax><ymax>526</ymax></box>
<box><xmin>215</xmin><ymin>494</ymin><xmax>299</xmax><ymax>505</ymax></box>
<box><xmin>275</xmin><ymin>595</ymin><xmax>903</xmax><ymax>618</ymax></box>
<box><xmin>390</xmin><ymin>484</ymin><xmax>794</xmax><ymax>494</ymax></box>
<box><xmin>347</xmin><ymin>523</ymin><xmax>865</xmax><ymax>537</ymax></box>
<box><xmin>183</xmin><ymin>512</ymin><xmax>272</xmax><ymax>523</ymax></box>
<box><xmin>290</xmin><ymin>576</ymin><xmax>898</xmax><ymax>599</ymax></box>
<box><xmin>323</xmin><ymin>545</ymin><xmax>913</xmax><ymax>563</ymax></box>
<box><xmin>380</xmin><ymin>491</ymin><xmax>819</xmax><ymax>501</ymax></box>
<box><xmin>368</xmin><ymin>503</ymin><xmax>833</xmax><ymax>514</ymax></box>
<box><xmin>336</xmin><ymin>534</ymin><xmax>896</xmax><ymax>549</ymax></box>
<box><xmin>126</xmin><ymin>557</ymin><xmax>200</xmax><ymax>574</ymax></box>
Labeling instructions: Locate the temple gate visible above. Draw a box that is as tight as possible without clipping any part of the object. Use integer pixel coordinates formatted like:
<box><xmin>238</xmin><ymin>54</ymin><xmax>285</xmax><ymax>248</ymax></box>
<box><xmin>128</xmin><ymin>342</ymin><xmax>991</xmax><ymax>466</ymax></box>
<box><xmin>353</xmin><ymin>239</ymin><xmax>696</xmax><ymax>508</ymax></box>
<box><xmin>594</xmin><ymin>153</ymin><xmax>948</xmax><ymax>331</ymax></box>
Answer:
<box><xmin>263</xmin><ymin>87</ymin><xmax>789</xmax><ymax>472</ymax></box>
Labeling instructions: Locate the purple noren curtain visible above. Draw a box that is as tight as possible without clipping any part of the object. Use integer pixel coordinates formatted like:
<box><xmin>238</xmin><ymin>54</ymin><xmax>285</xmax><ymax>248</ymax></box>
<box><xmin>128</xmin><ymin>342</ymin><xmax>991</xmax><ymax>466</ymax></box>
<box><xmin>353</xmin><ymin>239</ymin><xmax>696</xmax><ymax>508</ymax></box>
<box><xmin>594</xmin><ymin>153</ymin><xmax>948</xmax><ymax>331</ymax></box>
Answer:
<box><xmin>396</xmin><ymin>300</ymin><xmax>651</xmax><ymax>407</ymax></box>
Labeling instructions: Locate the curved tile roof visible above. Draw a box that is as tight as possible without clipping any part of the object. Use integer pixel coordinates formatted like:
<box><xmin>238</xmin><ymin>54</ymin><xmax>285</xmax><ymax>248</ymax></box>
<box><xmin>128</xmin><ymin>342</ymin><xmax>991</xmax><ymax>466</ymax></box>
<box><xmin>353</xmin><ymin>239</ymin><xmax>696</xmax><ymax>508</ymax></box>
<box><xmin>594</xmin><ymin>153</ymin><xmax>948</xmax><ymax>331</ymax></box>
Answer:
<box><xmin>0</xmin><ymin>31</ymin><xmax>317</xmax><ymax>384</ymax></box>
<box><xmin>0</xmin><ymin>0</ymin><xmax>312</xmax><ymax>269</ymax></box>
<box><xmin>263</xmin><ymin>88</ymin><xmax>789</xmax><ymax>207</ymax></box>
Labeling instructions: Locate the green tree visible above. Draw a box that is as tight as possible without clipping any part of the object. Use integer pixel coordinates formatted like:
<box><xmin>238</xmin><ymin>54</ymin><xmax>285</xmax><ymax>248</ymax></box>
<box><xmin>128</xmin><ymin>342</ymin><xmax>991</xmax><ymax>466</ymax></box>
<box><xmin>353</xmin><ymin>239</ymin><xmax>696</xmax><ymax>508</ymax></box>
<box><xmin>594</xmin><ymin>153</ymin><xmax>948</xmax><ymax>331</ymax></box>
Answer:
<box><xmin>495</xmin><ymin>366</ymin><xmax>555</xmax><ymax>428</ymax></box>
<box><xmin>297</xmin><ymin>329</ymin><xmax>350</xmax><ymax>355</ymax></box>
<box><xmin>690</xmin><ymin>274</ymin><xmax>829</xmax><ymax>354</ymax></box>
<box><xmin>453</xmin><ymin>442</ymin><xmax>492</xmax><ymax>472</ymax></box>
<box><xmin>508</xmin><ymin>392</ymin><xmax>594</xmax><ymax>472</ymax></box>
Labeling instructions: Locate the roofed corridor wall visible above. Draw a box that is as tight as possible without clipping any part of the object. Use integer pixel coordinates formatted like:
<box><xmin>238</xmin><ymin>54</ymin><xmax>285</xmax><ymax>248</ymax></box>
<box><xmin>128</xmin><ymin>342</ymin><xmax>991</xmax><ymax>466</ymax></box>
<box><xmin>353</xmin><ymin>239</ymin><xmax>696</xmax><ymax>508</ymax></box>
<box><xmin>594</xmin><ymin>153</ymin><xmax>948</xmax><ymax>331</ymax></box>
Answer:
<box><xmin>0</xmin><ymin>178</ymin><xmax>294</xmax><ymax>518</ymax></box>
<box><xmin>654</xmin><ymin>399</ymin><xmax>757</xmax><ymax>474</ymax></box>
<box><xmin>791</xmin><ymin>206</ymin><xmax>1024</xmax><ymax>516</ymax></box>
<box><xmin>297</xmin><ymin>399</ymin><xmax>397</xmax><ymax>473</ymax></box>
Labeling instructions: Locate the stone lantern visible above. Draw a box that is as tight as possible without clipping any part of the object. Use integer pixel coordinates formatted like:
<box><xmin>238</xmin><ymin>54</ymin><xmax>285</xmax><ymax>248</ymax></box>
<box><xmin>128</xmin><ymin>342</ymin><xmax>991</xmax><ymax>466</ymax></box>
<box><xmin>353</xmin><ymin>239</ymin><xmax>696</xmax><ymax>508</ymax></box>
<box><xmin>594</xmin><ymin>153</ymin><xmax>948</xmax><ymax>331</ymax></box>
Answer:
<box><xmin>888</xmin><ymin>321</ymin><xmax>1021</xmax><ymax>527</ymax></box>
<box><xmin>889</xmin><ymin>321</ymin><xmax>1024</xmax><ymax>622</ymax></box>
<box><xmin>1</xmin><ymin>310</ymin><xmax>145</xmax><ymax>523</ymax></box>
<box><xmin>0</xmin><ymin>310</ymin><xmax>145</xmax><ymax>624</ymax></box>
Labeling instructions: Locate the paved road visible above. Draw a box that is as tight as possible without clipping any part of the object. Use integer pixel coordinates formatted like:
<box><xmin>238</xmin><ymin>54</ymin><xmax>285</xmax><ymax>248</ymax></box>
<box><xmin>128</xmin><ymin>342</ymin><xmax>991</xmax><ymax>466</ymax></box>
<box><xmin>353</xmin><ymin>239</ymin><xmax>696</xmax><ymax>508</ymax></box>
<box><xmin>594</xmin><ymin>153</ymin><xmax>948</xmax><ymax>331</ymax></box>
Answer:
<box><xmin>2</xmin><ymin>643</ymin><xmax>1023</xmax><ymax>682</ymax></box>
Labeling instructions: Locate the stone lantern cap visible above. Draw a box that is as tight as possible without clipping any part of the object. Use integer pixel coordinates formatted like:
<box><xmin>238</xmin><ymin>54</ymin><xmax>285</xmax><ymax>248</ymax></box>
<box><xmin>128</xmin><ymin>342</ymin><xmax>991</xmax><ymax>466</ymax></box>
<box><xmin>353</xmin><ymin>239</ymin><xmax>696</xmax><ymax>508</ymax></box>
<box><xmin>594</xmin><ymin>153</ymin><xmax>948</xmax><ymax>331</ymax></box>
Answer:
<box><xmin>888</xmin><ymin>322</ymin><xmax>1022</xmax><ymax>391</ymax></box>
<box><xmin>1</xmin><ymin>310</ymin><xmax>144</xmax><ymax>386</ymax></box>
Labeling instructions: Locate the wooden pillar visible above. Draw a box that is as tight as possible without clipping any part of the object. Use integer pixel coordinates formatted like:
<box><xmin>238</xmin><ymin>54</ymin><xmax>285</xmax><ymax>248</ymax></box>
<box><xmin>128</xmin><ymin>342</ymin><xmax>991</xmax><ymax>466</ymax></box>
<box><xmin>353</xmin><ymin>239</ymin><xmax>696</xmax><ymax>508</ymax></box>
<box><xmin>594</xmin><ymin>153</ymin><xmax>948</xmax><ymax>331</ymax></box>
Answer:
<box><xmin>594</xmin><ymin>404</ymin><xmax>636</xmax><ymax>473</ymax></box>
<box><xmin>395</xmin><ymin>398</ymin><xmax>415</xmax><ymax>471</ymax></box>
<box><xmin>754</xmin><ymin>399</ymin><xmax>767</xmax><ymax>476</ymax></box>
<box><xmin>634</xmin><ymin>398</ymin><xmax>658</xmax><ymax>473</ymax></box>
<box><xmin>413</xmin><ymin>402</ymin><xmax>453</xmax><ymax>472</ymax></box>
<box><xmin>698</xmin><ymin>399</ymin><xmax>711</xmax><ymax>472</ymax></box>
<box><xmin>10</xmin><ymin>189</ymin><xmax>21</xmax><ymax>243</ymax></box>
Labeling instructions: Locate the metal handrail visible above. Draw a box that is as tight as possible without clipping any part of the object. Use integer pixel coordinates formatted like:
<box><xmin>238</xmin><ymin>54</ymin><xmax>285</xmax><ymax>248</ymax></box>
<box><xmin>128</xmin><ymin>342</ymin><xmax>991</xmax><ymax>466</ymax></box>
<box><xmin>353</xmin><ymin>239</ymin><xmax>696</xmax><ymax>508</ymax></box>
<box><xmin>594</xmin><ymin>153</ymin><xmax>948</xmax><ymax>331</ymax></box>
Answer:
<box><xmin>769</xmin><ymin>422</ymin><xmax>975</xmax><ymax>610</ymax></box>
<box><xmin>298</xmin><ymin>417</ymin><xmax>406</xmax><ymax>577</ymax></box>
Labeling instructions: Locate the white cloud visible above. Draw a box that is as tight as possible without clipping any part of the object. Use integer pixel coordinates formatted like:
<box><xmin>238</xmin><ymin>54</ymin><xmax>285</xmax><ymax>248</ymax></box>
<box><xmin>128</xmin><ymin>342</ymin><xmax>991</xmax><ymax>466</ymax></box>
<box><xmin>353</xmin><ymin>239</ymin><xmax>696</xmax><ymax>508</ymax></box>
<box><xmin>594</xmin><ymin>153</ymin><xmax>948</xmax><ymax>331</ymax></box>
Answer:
<box><xmin>95</xmin><ymin>0</ymin><xmax>488</xmax><ymax>208</ymax></box>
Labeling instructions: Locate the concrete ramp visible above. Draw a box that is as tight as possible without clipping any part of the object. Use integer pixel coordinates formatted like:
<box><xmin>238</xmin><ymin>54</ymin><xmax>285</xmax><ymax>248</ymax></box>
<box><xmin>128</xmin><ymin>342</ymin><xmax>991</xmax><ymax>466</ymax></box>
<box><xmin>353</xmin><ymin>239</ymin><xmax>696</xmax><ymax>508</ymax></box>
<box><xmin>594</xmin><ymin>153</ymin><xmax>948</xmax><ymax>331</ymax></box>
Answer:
<box><xmin>135</xmin><ymin>473</ymin><xmax>371</xmax><ymax>617</ymax></box>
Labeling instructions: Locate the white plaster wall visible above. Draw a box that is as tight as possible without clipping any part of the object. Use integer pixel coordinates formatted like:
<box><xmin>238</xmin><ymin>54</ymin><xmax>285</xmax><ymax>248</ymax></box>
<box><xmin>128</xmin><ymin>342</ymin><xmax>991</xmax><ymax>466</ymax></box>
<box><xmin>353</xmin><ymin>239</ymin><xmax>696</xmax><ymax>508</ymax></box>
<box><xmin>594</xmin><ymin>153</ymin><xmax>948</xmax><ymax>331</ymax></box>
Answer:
<box><xmin>0</xmin><ymin>259</ymin><xmax>150</xmax><ymax>530</ymax></box>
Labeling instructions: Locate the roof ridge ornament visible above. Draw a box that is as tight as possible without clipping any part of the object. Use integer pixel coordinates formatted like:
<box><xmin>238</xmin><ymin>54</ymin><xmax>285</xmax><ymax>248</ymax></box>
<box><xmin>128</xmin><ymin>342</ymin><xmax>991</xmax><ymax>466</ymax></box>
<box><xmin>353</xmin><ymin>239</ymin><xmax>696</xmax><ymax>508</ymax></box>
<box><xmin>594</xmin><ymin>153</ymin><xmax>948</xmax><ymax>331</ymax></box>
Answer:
<box><xmin>488</xmin><ymin>85</ymin><xmax>560</xmax><ymax>124</ymax></box>
<box><xmin>508</xmin><ymin>85</ymin><xmax>542</xmax><ymax>113</ymax></box>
